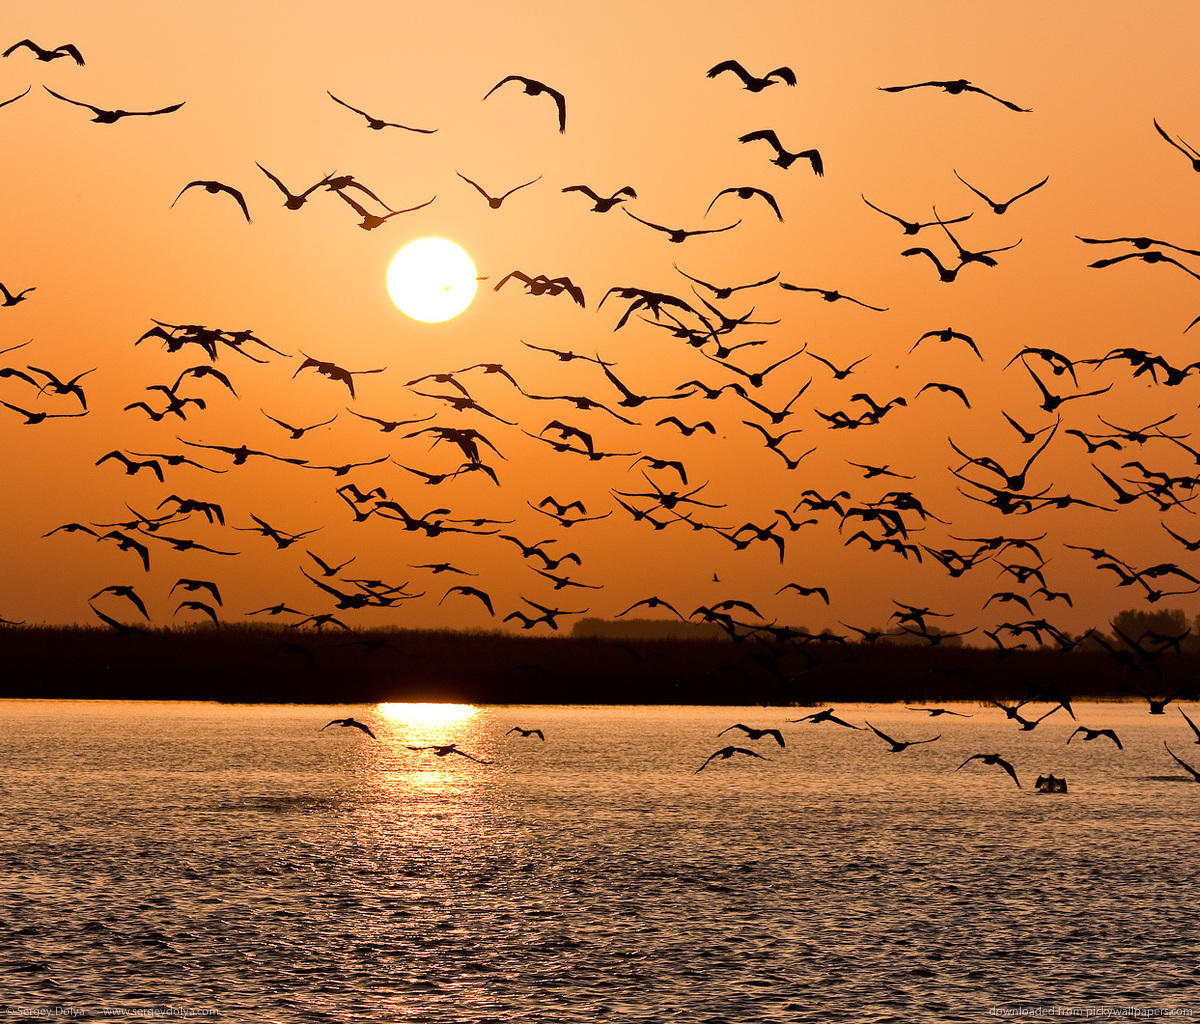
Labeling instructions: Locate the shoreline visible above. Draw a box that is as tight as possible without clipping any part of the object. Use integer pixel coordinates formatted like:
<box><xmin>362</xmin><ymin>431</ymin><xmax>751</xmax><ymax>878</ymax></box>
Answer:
<box><xmin>0</xmin><ymin>625</ymin><xmax>1185</xmax><ymax>706</ymax></box>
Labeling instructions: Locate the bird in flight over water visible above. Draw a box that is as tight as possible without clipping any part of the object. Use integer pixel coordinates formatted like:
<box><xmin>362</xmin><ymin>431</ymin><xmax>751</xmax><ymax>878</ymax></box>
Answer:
<box><xmin>321</xmin><ymin>717</ymin><xmax>376</xmax><ymax>738</ymax></box>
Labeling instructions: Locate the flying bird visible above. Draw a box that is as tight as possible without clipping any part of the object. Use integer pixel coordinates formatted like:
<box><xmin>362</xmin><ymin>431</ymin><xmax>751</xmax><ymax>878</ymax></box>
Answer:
<box><xmin>1068</xmin><ymin>727</ymin><xmax>1122</xmax><ymax>749</ymax></box>
<box><xmin>172</xmin><ymin>181</ymin><xmax>251</xmax><ymax>222</ymax></box>
<box><xmin>43</xmin><ymin>86</ymin><xmax>184</xmax><ymax>123</ymax></box>
<box><xmin>706</xmin><ymin>60</ymin><xmax>796</xmax><ymax>91</ymax></box>
<box><xmin>1153</xmin><ymin>118</ymin><xmax>1200</xmax><ymax>172</ymax></box>
<box><xmin>696</xmin><ymin>746</ymin><xmax>769</xmax><ymax>772</ymax></box>
<box><xmin>3</xmin><ymin>39</ymin><xmax>84</xmax><ymax>64</ymax></box>
<box><xmin>483</xmin><ymin>75</ymin><xmax>566</xmax><ymax>132</ymax></box>
<box><xmin>865</xmin><ymin>722</ymin><xmax>940</xmax><ymax>752</ymax></box>
<box><xmin>705</xmin><ymin>186</ymin><xmax>783</xmax><ymax>221</ymax></box>
<box><xmin>623</xmin><ymin>208</ymin><xmax>740</xmax><ymax>243</ymax></box>
<box><xmin>326</xmin><ymin>91</ymin><xmax>436</xmax><ymax>132</ymax></box>
<box><xmin>561</xmin><ymin>184</ymin><xmax>637</xmax><ymax>212</ymax></box>
<box><xmin>507</xmin><ymin>726</ymin><xmax>545</xmax><ymax>740</ymax></box>
<box><xmin>321</xmin><ymin>718</ymin><xmax>376</xmax><ymax>739</ymax></box>
<box><xmin>293</xmin><ymin>354</ymin><xmax>385</xmax><ymax>398</ymax></box>
<box><xmin>456</xmin><ymin>171</ymin><xmax>541</xmax><ymax>209</ymax></box>
<box><xmin>957</xmin><ymin>753</ymin><xmax>1021</xmax><ymax>787</ymax></box>
<box><xmin>953</xmin><ymin>170</ymin><xmax>1049</xmax><ymax>214</ymax></box>
<box><xmin>0</xmin><ymin>279</ymin><xmax>35</xmax><ymax>306</ymax></box>
<box><xmin>878</xmin><ymin>79</ymin><xmax>1031</xmax><ymax>112</ymax></box>
<box><xmin>718</xmin><ymin>724</ymin><xmax>785</xmax><ymax>747</ymax></box>
<box><xmin>738</xmin><ymin>129</ymin><xmax>823</xmax><ymax>174</ymax></box>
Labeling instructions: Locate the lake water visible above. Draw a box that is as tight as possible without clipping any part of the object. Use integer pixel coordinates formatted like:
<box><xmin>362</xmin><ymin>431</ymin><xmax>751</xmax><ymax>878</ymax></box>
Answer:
<box><xmin>1</xmin><ymin>700</ymin><xmax>1198</xmax><ymax>1022</ymax></box>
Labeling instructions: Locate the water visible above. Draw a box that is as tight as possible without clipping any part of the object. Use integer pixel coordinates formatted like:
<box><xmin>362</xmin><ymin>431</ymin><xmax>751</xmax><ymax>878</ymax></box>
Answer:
<box><xmin>1</xmin><ymin>700</ymin><xmax>1198</xmax><ymax>1022</ymax></box>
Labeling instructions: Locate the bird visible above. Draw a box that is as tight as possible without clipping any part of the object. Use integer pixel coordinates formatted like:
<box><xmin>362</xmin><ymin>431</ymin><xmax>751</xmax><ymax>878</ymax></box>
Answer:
<box><xmin>336</xmin><ymin>190</ymin><xmax>436</xmax><ymax>231</ymax></box>
<box><xmin>1163</xmin><ymin>743</ymin><xmax>1200</xmax><ymax>782</ymax></box>
<box><xmin>957</xmin><ymin>753</ymin><xmax>1021</xmax><ymax>787</ymax></box>
<box><xmin>256</xmin><ymin>164</ymin><xmax>336</xmax><ymax>210</ymax></box>
<box><xmin>439</xmin><ymin>586</ymin><xmax>495</xmax><ymax>615</ymax></box>
<box><xmin>861</xmin><ymin>195</ymin><xmax>972</xmax><ymax>235</ymax></box>
<box><xmin>911</xmin><ymin>328</ymin><xmax>981</xmax><ymax>360</ymax></box>
<box><xmin>705</xmin><ymin>186</ymin><xmax>783</xmax><ymax>221</ymax></box>
<box><xmin>321</xmin><ymin>718</ymin><xmax>376</xmax><ymax>739</ymax></box>
<box><xmin>1068</xmin><ymin>727</ymin><xmax>1122</xmax><ymax>749</ymax></box>
<box><xmin>293</xmin><ymin>354</ymin><xmax>385</xmax><ymax>398</ymax></box>
<box><xmin>623</xmin><ymin>208</ymin><xmax>740</xmax><ymax>243</ymax></box>
<box><xmin>561</xmin><ymin>184</ymin><xmax>637</xmax><ymax>212</ymax></box>
<box><xmin>483</xmin><ymin>75</ymin><xmax>566</xmax><ymax>132</ymax></box>
<box><xmin>507</xmin><ymin>726</ymin><xmax>545</xmax><ymax>740</ymax></box>
<box><xmin>906</xmin><ymin>707</ymin><xmax>973</xmax><ymax>717</ymax></box>
<box><xmin>954</xmin><ymin>170</ymin><xmax>1049</xmax><ymax>214</ymax></box>
<box><xmin>706</xmin><ymin>60</ymin><xmax>796</xmax><ymax>91</ymax></box>
<box><xmin>737</xmin><ymin>129</ymin><xmax>823</xmax><ymax>174</ymax></box>
<box><xmin>406</xmin><ymin>744</ymin><xmax>493</xmax><ymax>763</ymax></box>
<box><xmin>326</xmin><ymin>91</ymin><xmax>436</xmax><ymax>132</ymax></box>
<box><xmin>1179</xmin><ymin>707</ymin><xmax>1200</xmax><ymax>743</ymax></box>
<box><xmin>456</xmin><ymin>171</ymin><xmax>541</xmax><ymax>209</ymax></box>
<box><xmin>879</xmin><ymin>79</ymin><xmax>1031</xmax><ymax>112</ymax></box>
<box><xmin>176</xmin><ymin>600</ymin><xmax>219</xmax><ymax>626</ymax></box>
<box><xmin>0</xmin><ymin>279</ymin><xmax>36</xmax><ymax>306</ymax></box>
<box><xmin>172</xmin><ymin>180</ymin><xmax>251</xmax><ymax>222</ymax></box>
<box><xmin>261</xmin><ymin>409</ymin><xmax>338</xmax><ymax>439</ymax></box>
<box><xmin>3</xmin><ymin>39</ymin><xmax>85</xmax><ymax>64</ymax></box>
<box><xmin>718</xmin><ymin>724</ymin><xmax>784</xmax><ymax>747</ymax></box>
<box><xmin>90</xmin><ymin>585</ymin><xmax>150</xmax><ymax>620</ymax></box>
<box><xmin>790</xmin><ymin>707</ymin><xmax>859</xmax><ymax>729</ymax></box>
<box><xmin>170</xmin><ymin>579</ymin><xmax>222</xmax><ymax>606</ymax></box>
<box><xmin>1153</xmin><ymin>118</ymin><xmax>1200</xmax><ymax>172</ymax></box>
<box><xmin>780</xmin><ymin>283</ymin><xmax>886</xmax><ymax>311</ymax></box>
<box><xmin>0</xmin><ymin>85</ymin><xmax>30</xmax><ymax>110</ymax></box>
<box><xmin>865</xmin><ymin>723</ymin><xmax>940</xmax><ymax>752</ymax></box>
<box><xmin>696</xmin><ymin>746</ymin><xmax>769</xmax><ymax>772</ymax></box>
<box><xmin>43</xmin><ymin>87</ymin><xmax>184</xmax><ymax>122</ymax></box>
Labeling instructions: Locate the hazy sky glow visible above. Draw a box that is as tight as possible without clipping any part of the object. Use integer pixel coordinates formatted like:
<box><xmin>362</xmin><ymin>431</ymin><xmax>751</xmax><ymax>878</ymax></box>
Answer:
<box><xmin>1</xmin><ymin>1</ymin><xmax>1198</xmax><ymax>638</ymax></box>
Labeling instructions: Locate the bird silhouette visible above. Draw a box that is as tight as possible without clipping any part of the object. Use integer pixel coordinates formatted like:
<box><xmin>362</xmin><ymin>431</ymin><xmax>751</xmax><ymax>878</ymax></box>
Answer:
<box><xmin>173</xmin><ymin>181</ymin><xmax>251</xmax><ymax>222</ymax></box>
<box><xmin>1068</xmin><ymin>727</ymin><xmax>1122</xmax><ymax>749</ymax></box>
<box><xmin>44</xmin><ymin>86</ymin><xmax>184</xmax><ymax>122</ymax></box>
<box><xmin>293</xmin><ymin>354</ymin><xmax>385</xmax><ymax>398</ymax></box>
<box><xmin>1163</xmin><ymin>743</ymin><xmax>1200</xmax><ymax>781</ymax></box>
<box><xmin>738</xmin><ymin>129</ymin><xmax>823</xmax><ymax>174</ymax></box>
<box><xmin>954</xmin><ymin>170</ymin><xmax>1048</xmax><ymax>215</ymax></box>
<box><xmin>256</xmin><ymin>164</ymin><xmax>336</xmax><ymax>210</ymax></box>
<box><xmin>326</xmin><ymin>91</ymin><xmax>436</xmax><ymax>132</ymax></box>
<box><xmin>865</xmin><ymin>722</ymin><xmax>940</xmax><ymax>752</ymax></box>
<box><xmin>706</xmin><ymin>60</ymin><xmax>796</xmax><ymax>91</ymax></box>
<box><xmin>957</xmin><ymin>753</ymin><xmax>1021</xmax><ymax>787</ymax></box>
<box><xmin>483</xmin><ymin>75</ymin><xmax>566</xmax><ymax>132</ymax></box>
<box><xmin>0</xmin><ymin>279</ymin><xmax>36</xmax><ymax>306</ymax></box>
<box><xmin>456</xmin><ymin>171</ymin><xmax>541</xmax><ymax>209</ymax></box>
<box><xmin>719</xmin><ymin>723</ymin><xmax>785</xmax><ymax>747</ymax></box>
<box><xmin>561</xmin><ymin>184</ymin><xmax>637</xmax><ymax>212</ymax></box>
<box><xmin>706</xmin><ymin>186</ymin><xmax>783</xmax><ymax>221</ymax></box>
<box><xmin>3</xmin><ymin>39</ymin><xmax>84</xmax><ymax>64</ymax></box>
<box><xmin>322</xmin><ymin>718</ymin><xmax>376</xmax><ymax>738</ymax></box>
<box><xmin>790</xmin><ymin>707</ymin><xmax>859</xmax><ymax>729</ymax></box>
<box><xmin>507</xmin><ymin>726</ymin><xmax>545</xmax><ymax>740</ymax></box>
<box><xmin>406</xmin><ymin>743</ymin><xmax>492</xmax><ymax>763</ymax></box>
<box><xmin>1153</xmin><ymin>118</ymin><xmax>1200</xmax><ymax>172</ymax></box>
<box><xmin>879</xmin><ymin>79</ymin><xmax>1031</xmax><ymax>112</ymax></box>
<box><xmin>696</xmin><ymin>746</ymin><xmax>768</xmax><ymax>772</ymax></box>
<box><xmin>861</xmin><ymin>195</ymin><xmax>971</xmax><ymax>234</ymax></box>
<box><xmin>623</xmin><ymin>208</ymin><xmax>740</xmax><ymax>243</ymax></box>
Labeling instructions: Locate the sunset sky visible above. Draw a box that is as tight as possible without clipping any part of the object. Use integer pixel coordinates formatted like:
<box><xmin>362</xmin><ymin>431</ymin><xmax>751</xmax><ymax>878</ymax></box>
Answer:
<box><xmin>1</xmin><ymin>1</ymin><xmax>1198</xmax><ymax>639</ymax></box>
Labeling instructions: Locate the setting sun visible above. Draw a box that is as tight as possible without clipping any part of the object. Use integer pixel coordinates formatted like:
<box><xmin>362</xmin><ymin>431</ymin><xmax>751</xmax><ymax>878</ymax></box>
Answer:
<box><xmin>386</xmin><ymin>237</ymin><xmax>478</xmax><ymax>323</ymax></box>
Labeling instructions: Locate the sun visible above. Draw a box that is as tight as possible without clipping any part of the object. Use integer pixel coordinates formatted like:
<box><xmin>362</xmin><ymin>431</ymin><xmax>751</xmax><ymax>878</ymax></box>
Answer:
<box><xmin>386</xmin><ymin>237</ymin><xmax>478</xmax><ymax>323</ymax></box>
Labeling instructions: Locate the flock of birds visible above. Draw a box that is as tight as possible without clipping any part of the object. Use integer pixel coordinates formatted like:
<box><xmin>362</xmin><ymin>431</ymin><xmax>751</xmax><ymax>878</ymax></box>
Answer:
<box><xmin>319</xmin><ymin>700</ymin><xmax>1200</xmax><ymax>787</ymax></box>
<box><xmin>1</xmin><ymin>40</ymin><xmax>1199</xmax><ymax>742</ymax></box>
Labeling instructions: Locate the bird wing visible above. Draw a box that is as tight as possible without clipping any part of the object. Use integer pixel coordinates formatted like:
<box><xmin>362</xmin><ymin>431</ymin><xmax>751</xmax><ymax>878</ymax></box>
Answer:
<box><xmin>42</xmin><ymin>85</ymin><xmax>96</xmax><ymax>111</ymax></box>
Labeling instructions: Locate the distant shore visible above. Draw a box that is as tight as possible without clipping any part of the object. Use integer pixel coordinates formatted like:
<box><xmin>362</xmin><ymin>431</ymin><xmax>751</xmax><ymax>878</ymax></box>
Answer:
<box><xmin>0</xmin><ymin>624</ymin><xmax>1182</xmax><ymax>705</ymax></box>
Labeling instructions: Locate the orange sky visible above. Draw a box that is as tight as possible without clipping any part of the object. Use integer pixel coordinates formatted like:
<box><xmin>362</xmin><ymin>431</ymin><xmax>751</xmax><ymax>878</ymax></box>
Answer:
<box><xmin>1</xmin><ymin>1</ymin><xmax>1198</xmax><ymax>640</ymax></box>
